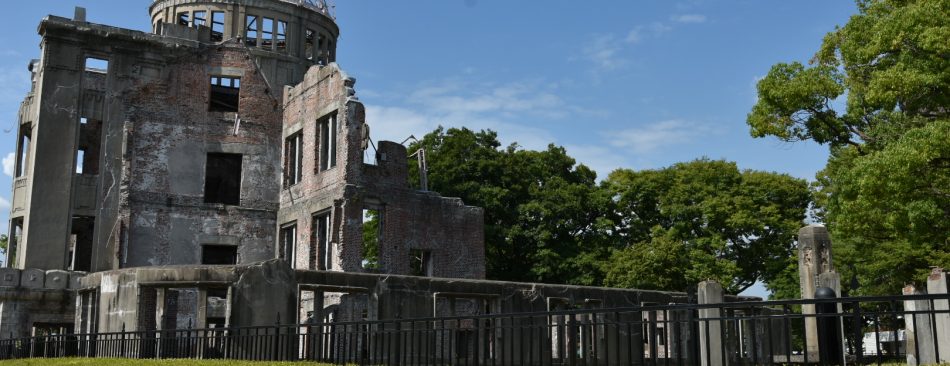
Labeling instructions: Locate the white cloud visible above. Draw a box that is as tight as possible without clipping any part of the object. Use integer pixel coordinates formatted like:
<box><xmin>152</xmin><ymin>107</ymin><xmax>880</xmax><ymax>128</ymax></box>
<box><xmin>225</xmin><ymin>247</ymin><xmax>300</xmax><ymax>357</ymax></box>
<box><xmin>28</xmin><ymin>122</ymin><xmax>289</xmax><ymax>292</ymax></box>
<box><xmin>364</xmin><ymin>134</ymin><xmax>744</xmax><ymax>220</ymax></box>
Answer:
<box><xmin>583</xmin><ymin>34</ymin><xmax>626</xmax><ymax>71</ymax></box>
<box><xmin>364</xmin><ymin>78</ymin><xmax>568</xmax><ymax>152</ymax></box>
<box><xmin>671</xmin><ymin>14</ymin><xmax>707</xmax><ymax>23</ymax></box>
<box><xmin>2</xmin><ymin>152</ymin><xmax>14</xmax><ymax>177</ymax></box>
<box><xmin>564</xmin><ymin>144</ymin><xmax>631</xmax><ymax>181</ymax></box>
<box><xmin>607</xmin><ymin>119</ymin><xmax>707</xmax><ymax>153</ymax></box>
<box><xmin>0</xmin><ymin>197</ymin><xmax>9</xmax><ymax>210</ymax></box>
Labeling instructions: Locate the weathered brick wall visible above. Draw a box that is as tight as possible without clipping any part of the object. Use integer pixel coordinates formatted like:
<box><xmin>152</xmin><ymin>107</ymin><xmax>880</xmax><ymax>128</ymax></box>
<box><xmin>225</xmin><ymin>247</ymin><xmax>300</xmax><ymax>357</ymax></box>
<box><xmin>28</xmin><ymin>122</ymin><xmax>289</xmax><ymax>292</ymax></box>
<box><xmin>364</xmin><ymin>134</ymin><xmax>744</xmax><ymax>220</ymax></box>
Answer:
<box><xmin>120</xmin><ymin>42</ymin><xmax>283</xmax><ymax>266</ymax></box>
<box><xmin>278</xmin><ymin>64</ymin><xmax>485</xmax><ymax>279</ymax></box>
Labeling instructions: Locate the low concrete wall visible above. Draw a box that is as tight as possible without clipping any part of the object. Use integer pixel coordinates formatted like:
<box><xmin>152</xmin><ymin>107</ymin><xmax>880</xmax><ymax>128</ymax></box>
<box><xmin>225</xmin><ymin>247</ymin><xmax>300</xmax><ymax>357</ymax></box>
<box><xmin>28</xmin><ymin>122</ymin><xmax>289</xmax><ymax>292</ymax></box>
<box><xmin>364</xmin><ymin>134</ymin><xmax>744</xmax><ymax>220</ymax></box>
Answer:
<box><xmin>0</xmin><ymin>268</ymin><xmax>86</xmax><ymax>338</ymax></box>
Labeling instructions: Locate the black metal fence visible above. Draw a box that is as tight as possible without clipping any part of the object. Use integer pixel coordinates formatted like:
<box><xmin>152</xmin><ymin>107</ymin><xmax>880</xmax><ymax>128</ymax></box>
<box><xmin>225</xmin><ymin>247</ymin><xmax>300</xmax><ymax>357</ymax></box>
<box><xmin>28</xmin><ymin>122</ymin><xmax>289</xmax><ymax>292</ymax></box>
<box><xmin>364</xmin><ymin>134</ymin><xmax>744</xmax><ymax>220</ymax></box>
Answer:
<box><xmin>1</xmin><ymin>293</ymin><xmax>948</xmax><ymax>365</ymax></box>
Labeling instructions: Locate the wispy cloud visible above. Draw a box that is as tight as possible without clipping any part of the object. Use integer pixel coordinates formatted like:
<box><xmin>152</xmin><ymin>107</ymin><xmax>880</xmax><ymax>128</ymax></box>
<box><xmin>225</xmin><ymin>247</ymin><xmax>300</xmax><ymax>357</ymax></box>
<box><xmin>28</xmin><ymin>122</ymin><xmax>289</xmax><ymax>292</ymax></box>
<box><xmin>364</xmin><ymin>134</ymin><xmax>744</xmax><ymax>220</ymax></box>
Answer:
<box><xmin>670</xmin><ymin>14</ymin><xmax>707</xmax><ymax>24</ymax></box>
<box><xmin>364</xmin><ymin>77</ymin><xmax>568</xmax><ymax>151</ymax></box>
<box><xmin>2</xmin><ymin>152</ymin><xmax>13</xmax><ymax>177</ymax></box>
<box><xmin>625</xmin><ymin>22</ymin><xmax>673</xmax><ymax>44</ymax></box>
<box><xmin>584</xmin><ymin>34</ymin><xmax>626</xmax><ymax>71</ymax></box>
<box><xmin>564</xmin><ymin>144</ymin><xmax>631</xmax><ymax>180</ymax></box>
<box><xmin>606</xmin><ymin>119</ymin><xmax>708</xmax><ymax>154</ymax></box>
<box><xmin>581</xmin><ymin>14</ymin><xmax>703</xmax><ymax>73</ymax></box>
<box><xmin>0</xmin><ymin>197</ymin><xmax>10</xmax><ymax>210</ymax></box>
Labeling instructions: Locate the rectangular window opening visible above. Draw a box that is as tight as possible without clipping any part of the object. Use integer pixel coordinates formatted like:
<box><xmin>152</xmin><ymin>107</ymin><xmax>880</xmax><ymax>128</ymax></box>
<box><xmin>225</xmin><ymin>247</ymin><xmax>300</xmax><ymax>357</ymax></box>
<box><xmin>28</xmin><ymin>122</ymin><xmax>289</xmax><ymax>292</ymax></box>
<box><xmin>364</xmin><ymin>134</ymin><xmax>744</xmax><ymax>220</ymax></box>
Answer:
<box><xmin>305</xmin><ymin>29</ymin><xmax>315</xmax><ymax>60</ymax></box>
<box><xmin>70</xmin><ymin>216</ymin><xmax>95</xmax><ymax>272</ymax></box>
<box><xmin>76</xmin><ymin>149</ymin><xmax>85</xmax><ymax>174</ymax></box>
<box><xmin>204</xmin><ymin>153</ymin><xmax>242</xmax><ymax>205</ymax></box>
<box><xmin>177</xmin><ymin>12</ymin><xmax>190</xmax><ymax>26</ymax></box>
<box><xmin>361</xmin><ymin>209</ymin><xmax>380</xmax><ymax>271</ymax></box>
<box><xmin>205</xmin><ymin>288</ymin><xmax>228</xmax><ymax>328</ymax></box>
<box><xmin>85</xmin><ymin>57</ymin><xmax>109</xmax><ymax>73</ymax></box>
<box><xmin>80</xmin><ymin>117</ymin><xmax>88</xmax><ymax>125</ymax></box>
<box><xmin>245</xmin><ymin>15</ymin><xmax>258</xmax><ymax>47</ymax></box>
<box><xmin>202</xmin><ymin>245</ymin><xmax>238</xmax><ymax>265</ymax></box>
<box><xmin>280</xmin><ymin>223</ymin><xmax>297</xmax><ymax>268</ymax></box>
<box><xmin>209</xmin><ymin>76</ymin><xmax>240</xmax><ymax>112</ymax></box>
<box><xmin>16</xmin><ymin>124</ymin><xmax>32</xmax><ymax>177</ymax></box>
<box><xmin>409</xmin><ymin>248</ymin><xmax>433</xmax><ymax>277</ymax></box>
<box><xmin>261</xmin><ymin>17</ymin><xmax>274</xmax><ymax>49</ymax></box>
<box><xmin>317</xmin><ymin>114</ymin><xmax>337</xmax><ymax>172</ymax></box>
<box><xmin>317</xmin><ymin>34</ymin><xmax>327</xmax><ymax>64</ymax></box>
<box><xmin>276</xmin><ymin>20</ymin><xmax>287</xmax><ymax>51</ymax></box>
<box><xmin>284</xmin><ymin>132</ymin><xmax>303</xmax><ymax>187</ymax></box>
<box><xmin>193</xmin><ymin>11</ymin><xmax>207</xmax><ymax>27</ymax></box>
<box><xmin>211</xmin><ymin>11</ymin><xmax>225</xmax><ymax>42</ymax></box>
<box><xmin>312</xmin><ymin>212</ymin><xmax>331</xmax><ymax>270</ymax></box>
<box><xmin>8</xmin><ymin>218</ymin><xmax>23</xmax><ymax>266</ymax></box>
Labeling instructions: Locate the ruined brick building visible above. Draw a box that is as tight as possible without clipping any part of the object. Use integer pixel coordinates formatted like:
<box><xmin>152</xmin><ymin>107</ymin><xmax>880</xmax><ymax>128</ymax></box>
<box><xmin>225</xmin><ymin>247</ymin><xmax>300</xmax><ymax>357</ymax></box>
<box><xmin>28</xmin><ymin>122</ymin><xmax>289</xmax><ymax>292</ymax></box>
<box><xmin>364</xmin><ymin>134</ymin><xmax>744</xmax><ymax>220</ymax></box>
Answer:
<box><xmin>0</xmin><ymin>0</ymin><xmax>716</xmax><ymax>343</ymax></box>
<box><xmin>7</xmin><ymin>0</ymin><xmax>484</xmax><ymax>278</ymax></box>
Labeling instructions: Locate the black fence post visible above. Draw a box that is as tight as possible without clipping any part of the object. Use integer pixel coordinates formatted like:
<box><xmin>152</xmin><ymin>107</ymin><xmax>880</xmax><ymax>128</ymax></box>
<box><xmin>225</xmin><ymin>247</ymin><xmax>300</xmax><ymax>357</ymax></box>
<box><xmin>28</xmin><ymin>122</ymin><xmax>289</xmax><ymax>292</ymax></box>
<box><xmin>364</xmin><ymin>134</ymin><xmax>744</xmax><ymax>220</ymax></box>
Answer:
<box><xmin>815</xmin><ymin>287</ymin><xmax>842</xmax><ymax>365</ymax></box>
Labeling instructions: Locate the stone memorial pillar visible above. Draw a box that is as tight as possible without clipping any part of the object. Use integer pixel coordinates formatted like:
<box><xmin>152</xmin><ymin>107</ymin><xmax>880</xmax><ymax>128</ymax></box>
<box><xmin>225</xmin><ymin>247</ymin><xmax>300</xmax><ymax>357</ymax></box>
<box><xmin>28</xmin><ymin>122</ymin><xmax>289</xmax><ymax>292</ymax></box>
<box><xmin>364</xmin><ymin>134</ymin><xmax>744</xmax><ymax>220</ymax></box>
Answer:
<box><xmin>926</xmin><ymin>268</ymin><xmax>950</xmax><ymax>364</ymax></box>
<box><xmin>698</xmin><ymin>280</ymin><xmax>725</xmax><ymax>366</ymax></box>
<box><xmin>798</xmin><ymin>225</ymin><xmax>834</xmax><ymax>360</ymax></box>
<box><xmin>903</xmin><ymin>284</ymin><xmax>936</xmax><ymax>366</ymax></box>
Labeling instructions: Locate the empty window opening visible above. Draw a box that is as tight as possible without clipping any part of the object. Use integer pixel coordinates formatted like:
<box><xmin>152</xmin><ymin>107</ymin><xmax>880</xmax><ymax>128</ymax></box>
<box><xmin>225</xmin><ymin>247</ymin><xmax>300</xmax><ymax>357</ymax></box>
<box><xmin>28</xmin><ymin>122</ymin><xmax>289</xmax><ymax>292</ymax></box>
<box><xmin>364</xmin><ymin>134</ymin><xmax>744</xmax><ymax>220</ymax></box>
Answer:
<box><xmin>206</xmin><ymin>288</ymin><xmax>228</xmax><ymax>328</ymax></box>
<box><xmin>8</xmin><ymin>218</ymin><xmax>23</xmax><ymax>266</ymax></box>
<box><xmin>177</xmin><ymin>12</ymin><xmax>190</xmax><ymax>26</ymax></box>
<box><xmin>204</xmin><ymin>153</ymin><xmax>242</xmax><ymax>205</ymax></box>
<box><xmin>284</xmin><ymin>132</ymin><xmax>303</xmax><ymax>187</ymax></box>
<box><xmin>245</xmin><ymin>15</ymin><xmax>258</xmax><ymax>47</ymax></box>
<box><xmin>261</xmin><ymin>17</ymin><xmax>274</xmax><ymax>49</ymax></box>
<box><xmin>78</xmin><ymin>144</ymin><xmax>99</xmax><ymax>175</ymax></box>
<box><xmin>361</xmin><ymin>209</ymin><xmax>380</xmax><ymax>271</ymax></box>
<box><xmin>78</xmin><ymin>118</ymin><xmax>102</xmax><ymax>175</ymax></box>
<box><xmin>193</xmin><ymin>11</ymin><xmax>207</xmax><ymax>27</ymax></box>
<box><xmin>276</xmin><ymin>20</ymin><xmax>287</xmax><ymax>51</ymax></box>
<box><xmin>85</xmin><ymin>57</ymin><xmax>108</xmax><ymax>73</ymax></box>
<box><xmin>317</xmin><ymin>34</ymin><xmax>326</xmax><ymax>64</ymax></box>
<box><xmin>70</xmin><ymin>216</ymin><xmax>94</xmax><ymax>272</ymax></box>
<box><xmin>209</xmin><ymin>76</ymin><xmax>240</xmax><ymax>112</ymax></box>
<box><xmin>211</xmin><ymin>11</ymin><xmax>225</xmax><ymax>42</ymax></box>
<box><xmin>202</xmin><ymin>245</ymin><xmax>238</xmax><ymax>265</ymax></box>
<box><xmin>409</xmin><ymin>249</ymin><xmax>432</xmax><ymax>277</ymax></box>
<box><xmin>16</xmin><ymin>124</ymin><xmax>32</xmax><ymax>177</ymax></box>
<box><xmin>280</xmin><ymin>223</ymin><xmax>297</xmax><ymax>267</ymax></box>
<box><xmin>327</xmin><ymin>39</ymin><xmax>334</xmax><ymax>62</ymax></box>
<box><xmin>305</xmin><ymin>29</ymin><xmax>315</xmax><ymax>60</ymax></box>
<box><xmin>317</xmin><ymin>114</ymin><xmax>337</xmax><ymax>172</ymax></box>
<box><xmin>32</xmin><ymin>323</ymin><xmax>74</xmax><ymax>337</ymax></box>
<box><xmin>312</xmin><ymin>212</ymin><xmax>331</xmax><ymax>270</ymax></box>
<box><xmin>76</xmin><ymin>149</ymin><xmax>85</xmax><ymax>174</ymax></box>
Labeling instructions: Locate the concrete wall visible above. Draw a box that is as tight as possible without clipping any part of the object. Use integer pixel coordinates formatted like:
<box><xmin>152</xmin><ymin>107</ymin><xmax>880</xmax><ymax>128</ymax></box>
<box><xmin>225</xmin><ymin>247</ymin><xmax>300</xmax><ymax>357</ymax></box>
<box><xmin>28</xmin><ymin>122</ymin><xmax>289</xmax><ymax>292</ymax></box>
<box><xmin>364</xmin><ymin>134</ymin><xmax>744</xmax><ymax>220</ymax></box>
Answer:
<box><xmin>0</xmin><ymin>268</ymin><xmax>85</xmax><ymax>338</ymax></box>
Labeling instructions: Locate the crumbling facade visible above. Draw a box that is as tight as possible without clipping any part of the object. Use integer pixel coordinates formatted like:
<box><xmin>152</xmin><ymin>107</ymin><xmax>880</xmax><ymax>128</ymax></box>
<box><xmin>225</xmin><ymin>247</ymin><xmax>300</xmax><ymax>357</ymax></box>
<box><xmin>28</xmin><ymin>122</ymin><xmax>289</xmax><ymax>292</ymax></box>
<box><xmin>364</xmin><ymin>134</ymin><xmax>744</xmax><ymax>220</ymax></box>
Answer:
<box><xmin>2</xmin><ymin>0</ymin><xmax>486</xmax><ymax>337</ymax></box>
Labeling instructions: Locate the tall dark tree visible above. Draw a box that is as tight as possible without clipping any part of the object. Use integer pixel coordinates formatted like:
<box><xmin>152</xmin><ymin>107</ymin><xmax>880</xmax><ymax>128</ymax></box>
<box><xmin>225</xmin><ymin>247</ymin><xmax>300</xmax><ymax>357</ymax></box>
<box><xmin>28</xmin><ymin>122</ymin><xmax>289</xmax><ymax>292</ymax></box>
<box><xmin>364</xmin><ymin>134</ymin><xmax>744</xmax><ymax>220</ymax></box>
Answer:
<box><xmin>601</xmin><ymin>160</ymin><xmax>810</xmax><ymax>294</ymax></box>
<box><xmin>408</xmin><ymin>127</ymin><xmax>615</xmax><ymax>285</ymax></box>
<box><xmin>748</xmin><ymin>0</ymin><xmax>950</xmax><ymax>295</ymax></box>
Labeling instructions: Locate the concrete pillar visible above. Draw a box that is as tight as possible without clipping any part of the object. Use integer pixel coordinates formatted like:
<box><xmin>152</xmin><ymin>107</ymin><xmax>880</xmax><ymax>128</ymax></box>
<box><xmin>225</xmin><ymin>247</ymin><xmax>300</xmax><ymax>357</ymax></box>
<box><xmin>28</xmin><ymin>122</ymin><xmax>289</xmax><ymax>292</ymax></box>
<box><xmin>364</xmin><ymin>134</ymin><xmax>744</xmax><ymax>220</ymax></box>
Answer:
<box><xmin>927</xmin><ymin>268</ymin><xmax>950</xmax><ymax>363</ymax></box>
<box><xmin>698</xmin><ymin>280</ymin><xmax>725</xmax><ymax>366</ymax></box>
<box><xmin>798</xmin><ymin>225</ymin><xmax>834</xmax><ymax>360</ymax></box>
<box><xmin>903</xmin><ymin>284</ymin><xmax>936</xmax><ymax>365</ymax></box>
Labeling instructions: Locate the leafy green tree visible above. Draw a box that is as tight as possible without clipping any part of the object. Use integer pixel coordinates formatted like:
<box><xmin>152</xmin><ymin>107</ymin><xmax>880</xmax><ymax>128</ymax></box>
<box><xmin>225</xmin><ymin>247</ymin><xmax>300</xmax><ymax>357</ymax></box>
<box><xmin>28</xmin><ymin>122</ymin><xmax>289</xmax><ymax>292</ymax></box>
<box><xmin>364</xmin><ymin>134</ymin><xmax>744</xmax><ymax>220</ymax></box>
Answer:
<box><xmin>748</xmin><ymin>0</ymin><xmax>950</xmax><ymax>295</ymax></box>
<box><xmin>602</xmin><ymin>160</ymin><xmax>811</xmax><ymax>294</ymax></box>
<box><xmin>408</xmin><ymin>127</ymin><xmax>616</xmax><ymax>285</ymax></box>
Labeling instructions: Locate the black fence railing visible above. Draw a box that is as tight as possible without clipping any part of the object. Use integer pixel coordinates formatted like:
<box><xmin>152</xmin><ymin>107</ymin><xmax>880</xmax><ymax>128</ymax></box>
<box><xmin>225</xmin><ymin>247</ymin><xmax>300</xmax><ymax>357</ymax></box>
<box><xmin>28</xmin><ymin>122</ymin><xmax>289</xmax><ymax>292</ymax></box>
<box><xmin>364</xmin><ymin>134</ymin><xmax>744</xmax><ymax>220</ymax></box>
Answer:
<box><xmin>1</xmin><ymin>293</ymin><xmax>948</xmax><ymax>365</ymax></box>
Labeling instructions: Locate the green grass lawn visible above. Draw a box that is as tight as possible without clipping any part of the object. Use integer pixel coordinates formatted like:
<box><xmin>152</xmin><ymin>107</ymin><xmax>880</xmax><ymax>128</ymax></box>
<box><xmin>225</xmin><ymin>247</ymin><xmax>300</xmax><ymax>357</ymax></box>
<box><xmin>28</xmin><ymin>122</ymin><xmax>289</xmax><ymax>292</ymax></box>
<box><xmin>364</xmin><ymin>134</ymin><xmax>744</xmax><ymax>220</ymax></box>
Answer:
<box><xmin>0</xmin><ymin>359</ymin><xmax>333</xmax><ymax>366</ymax></box>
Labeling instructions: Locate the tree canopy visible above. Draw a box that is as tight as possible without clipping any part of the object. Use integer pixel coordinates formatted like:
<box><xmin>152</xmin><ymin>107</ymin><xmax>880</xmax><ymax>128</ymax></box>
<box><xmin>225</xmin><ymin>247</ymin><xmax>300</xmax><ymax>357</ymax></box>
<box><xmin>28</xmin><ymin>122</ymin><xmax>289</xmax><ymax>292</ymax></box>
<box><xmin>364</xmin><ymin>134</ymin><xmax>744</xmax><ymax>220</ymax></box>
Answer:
<box><xmin>748</xmin><ymin>0</ymin><xmax>950</xmax><ymax>295</ymax></box>
<box><xmin>602</xmin><ymin>160</ymin><xmax>810</xmax><ymax>294</ymax></box>
<box><xmin>409</xmin><ymin>127</ymin><xmax>810</xmax><ymax>293</ymax></box>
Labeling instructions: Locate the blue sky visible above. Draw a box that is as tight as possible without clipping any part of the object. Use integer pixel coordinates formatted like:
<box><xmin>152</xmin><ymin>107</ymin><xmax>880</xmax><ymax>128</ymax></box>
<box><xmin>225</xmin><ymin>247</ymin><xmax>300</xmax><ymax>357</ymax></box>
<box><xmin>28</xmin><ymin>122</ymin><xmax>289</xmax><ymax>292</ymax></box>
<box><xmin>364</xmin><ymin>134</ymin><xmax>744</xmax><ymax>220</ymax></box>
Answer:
<box><xmin>1</xmin><ymin>1</ymin><xmax>859</xmax><ymax>296</ymax></box>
